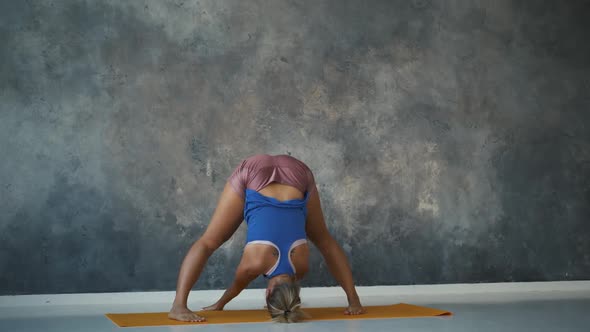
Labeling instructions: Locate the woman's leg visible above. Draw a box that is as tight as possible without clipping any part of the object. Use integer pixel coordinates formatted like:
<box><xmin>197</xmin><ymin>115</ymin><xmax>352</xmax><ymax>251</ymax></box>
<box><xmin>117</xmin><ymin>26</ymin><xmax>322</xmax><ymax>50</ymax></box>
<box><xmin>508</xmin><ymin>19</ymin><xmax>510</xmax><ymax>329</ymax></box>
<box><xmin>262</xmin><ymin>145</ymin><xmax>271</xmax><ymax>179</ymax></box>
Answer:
<box><xmin>305</xmin><ymin>186</ymin><xmax>365</xmax><ymax>315</ymax></box>
<box><xmin>169</xmin><ymin>182</ymin><xmax>245</xmax><ymax>322</ymax></box>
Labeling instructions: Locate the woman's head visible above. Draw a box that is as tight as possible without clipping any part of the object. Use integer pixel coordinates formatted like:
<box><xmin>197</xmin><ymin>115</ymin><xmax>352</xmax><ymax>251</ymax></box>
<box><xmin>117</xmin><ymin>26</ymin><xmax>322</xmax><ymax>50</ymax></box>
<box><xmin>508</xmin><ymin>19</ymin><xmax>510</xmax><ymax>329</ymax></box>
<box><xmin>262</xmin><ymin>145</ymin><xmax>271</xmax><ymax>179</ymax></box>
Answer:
<box><xmin>266</xmin><ymin>280</ymin><xmax>305</xmax><ymax>323</ymax></box>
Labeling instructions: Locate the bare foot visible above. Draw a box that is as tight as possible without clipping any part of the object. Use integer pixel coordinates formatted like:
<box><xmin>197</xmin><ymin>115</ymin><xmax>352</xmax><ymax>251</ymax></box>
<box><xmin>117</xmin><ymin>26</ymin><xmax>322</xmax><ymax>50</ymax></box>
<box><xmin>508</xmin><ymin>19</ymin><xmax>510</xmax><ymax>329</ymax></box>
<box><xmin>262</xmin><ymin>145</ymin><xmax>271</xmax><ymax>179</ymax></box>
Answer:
<box><xmin>202</xmin><ymin>302</ymin><xmax>224</xmax><ymax>311</ymax></box>
<box><xmin>168</xmin><ymin>305</ymin><xmax>206</xmax><ymax>322</ymax></box>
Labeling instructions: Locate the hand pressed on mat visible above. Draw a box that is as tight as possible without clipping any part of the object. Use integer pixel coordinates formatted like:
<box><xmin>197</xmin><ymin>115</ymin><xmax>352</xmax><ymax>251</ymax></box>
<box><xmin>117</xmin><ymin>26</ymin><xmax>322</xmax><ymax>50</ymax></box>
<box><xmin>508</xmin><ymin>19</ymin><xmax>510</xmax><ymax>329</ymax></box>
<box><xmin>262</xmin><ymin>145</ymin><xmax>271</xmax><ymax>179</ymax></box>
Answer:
<box><xmin>344</xmin><ymin>295</ymin><xmax>366</xmax><ymax>315</ymax></box>
<box><xmin>345</xmin><ymin>303</ymin><xmax>366</xmax><ymax>315</ymax></box>
<box><xmin>202</xmin><ymin>302</ymin><xmax>224</xmax><ymax>311</ymax></box>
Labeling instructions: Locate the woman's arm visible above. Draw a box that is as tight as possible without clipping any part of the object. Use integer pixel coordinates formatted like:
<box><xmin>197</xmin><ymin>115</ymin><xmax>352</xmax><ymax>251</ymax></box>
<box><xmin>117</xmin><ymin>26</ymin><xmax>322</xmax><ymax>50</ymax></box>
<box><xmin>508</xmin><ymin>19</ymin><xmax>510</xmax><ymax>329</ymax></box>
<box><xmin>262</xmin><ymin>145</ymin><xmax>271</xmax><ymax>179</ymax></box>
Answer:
<box><xmin>203</xmin><ymin>263</ymin><xmax>259</xmax><ymax>310</ymax></box>
<box><xmin>305</xmin><ymin>188</ymin><xmax>365</xmax><ymax>315</ymax></box>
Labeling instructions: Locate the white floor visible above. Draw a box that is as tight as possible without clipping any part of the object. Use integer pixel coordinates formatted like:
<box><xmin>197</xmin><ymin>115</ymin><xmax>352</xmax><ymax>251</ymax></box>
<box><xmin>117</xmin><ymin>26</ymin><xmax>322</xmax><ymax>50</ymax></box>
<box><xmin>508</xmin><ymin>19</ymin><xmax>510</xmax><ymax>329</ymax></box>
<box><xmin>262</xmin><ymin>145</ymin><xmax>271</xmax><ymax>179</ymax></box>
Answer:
<box><xmin>1</xmin><ymin>282</ymin><xmax>590</xmax><ymax>332</ymax></box>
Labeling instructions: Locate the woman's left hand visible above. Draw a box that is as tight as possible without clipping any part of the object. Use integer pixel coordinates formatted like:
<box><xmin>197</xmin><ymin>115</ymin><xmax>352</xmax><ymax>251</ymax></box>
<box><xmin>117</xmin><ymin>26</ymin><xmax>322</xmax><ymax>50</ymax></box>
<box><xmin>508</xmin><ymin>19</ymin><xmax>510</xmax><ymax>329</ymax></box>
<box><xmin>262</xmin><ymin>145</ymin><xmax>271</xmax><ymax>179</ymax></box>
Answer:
<box><xmin>202</xmin><ymin>302</ymin><xmax>224</xmax><ymax>311</ymax></box>
<box><xmin>344</xmin><ymin>303</ymin><xmax>366</xmax><ymax>315</ymax></box>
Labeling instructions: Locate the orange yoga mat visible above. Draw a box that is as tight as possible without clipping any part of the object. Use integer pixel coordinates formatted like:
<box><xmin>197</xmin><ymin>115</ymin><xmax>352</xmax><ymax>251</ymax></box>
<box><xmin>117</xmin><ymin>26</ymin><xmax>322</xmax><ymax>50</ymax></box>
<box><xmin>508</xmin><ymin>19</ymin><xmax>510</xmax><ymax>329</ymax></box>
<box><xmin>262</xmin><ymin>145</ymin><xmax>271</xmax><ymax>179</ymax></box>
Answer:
<box><xmin>106</xmin><ymin>303</ymin><xmax>452</xmax><ymax>327</ymax></box>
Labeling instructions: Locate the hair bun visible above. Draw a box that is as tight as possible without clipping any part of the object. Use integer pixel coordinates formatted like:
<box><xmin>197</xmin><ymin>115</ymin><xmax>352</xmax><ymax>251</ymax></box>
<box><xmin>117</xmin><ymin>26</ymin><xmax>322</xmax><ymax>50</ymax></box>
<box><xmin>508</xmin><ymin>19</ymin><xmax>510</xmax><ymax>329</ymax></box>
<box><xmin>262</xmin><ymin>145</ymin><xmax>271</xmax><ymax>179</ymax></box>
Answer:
<box><xmin>267</xmin><ymin>282</ymin><xmax>303</xmax><ymax>323</ymax></box>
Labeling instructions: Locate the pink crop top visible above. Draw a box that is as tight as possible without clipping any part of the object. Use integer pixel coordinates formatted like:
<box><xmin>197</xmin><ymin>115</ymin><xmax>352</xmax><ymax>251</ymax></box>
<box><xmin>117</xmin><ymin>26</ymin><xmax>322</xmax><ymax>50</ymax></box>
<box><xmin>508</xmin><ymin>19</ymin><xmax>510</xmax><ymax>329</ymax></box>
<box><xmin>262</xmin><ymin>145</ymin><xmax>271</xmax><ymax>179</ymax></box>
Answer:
<box><xmin>228</xmin><ymin>154</ymin><xmax>316</xmax><ymax>197</ymax></box>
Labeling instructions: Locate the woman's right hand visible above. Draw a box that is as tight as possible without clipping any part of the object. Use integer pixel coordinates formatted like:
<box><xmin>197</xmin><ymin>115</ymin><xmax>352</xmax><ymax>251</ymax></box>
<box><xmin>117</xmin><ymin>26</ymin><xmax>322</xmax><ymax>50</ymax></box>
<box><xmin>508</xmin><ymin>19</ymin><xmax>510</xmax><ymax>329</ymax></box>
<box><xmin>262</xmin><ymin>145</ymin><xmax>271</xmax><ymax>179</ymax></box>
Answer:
<box><xmin>344</xmin><ymin>303</ymin><xmax>366</xmax><ymax>315</ymax></box>
<box><xmin>202</xmin><ymin>302</ymin><xmax>225</xmax><ymax>311</ymax></box>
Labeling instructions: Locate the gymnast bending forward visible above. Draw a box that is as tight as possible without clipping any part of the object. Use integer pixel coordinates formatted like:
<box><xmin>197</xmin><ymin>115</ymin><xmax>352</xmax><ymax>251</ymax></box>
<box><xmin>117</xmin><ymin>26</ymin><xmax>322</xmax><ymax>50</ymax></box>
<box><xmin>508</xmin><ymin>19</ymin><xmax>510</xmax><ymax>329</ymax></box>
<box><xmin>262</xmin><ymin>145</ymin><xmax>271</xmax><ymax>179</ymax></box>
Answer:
<box><xmin>169</xmin><ymin>154</ymin><xmax>365</xmax><ymax>323</ymax></box>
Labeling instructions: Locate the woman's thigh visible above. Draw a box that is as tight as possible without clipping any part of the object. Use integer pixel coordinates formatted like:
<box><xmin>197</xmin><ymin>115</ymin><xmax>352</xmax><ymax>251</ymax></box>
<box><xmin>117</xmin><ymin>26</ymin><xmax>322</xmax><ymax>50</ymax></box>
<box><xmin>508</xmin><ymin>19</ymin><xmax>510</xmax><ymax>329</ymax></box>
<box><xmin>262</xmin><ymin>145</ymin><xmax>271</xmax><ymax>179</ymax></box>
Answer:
<box><xmin>305</xmin><ymin>187</ymin><xmax>333</xmax><ymax>247</ymax></box>
<box><xmin>200</xmin><ymin>182</ymin><xmax>245</xmax><ymax>248</ymax></box>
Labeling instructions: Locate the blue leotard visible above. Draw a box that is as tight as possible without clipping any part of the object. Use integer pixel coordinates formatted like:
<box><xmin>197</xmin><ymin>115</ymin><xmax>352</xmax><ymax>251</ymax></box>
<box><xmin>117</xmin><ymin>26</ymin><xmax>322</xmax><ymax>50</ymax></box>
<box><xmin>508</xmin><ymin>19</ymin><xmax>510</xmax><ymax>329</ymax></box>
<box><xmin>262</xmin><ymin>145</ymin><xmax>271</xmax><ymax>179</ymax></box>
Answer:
<box><xmin>243</xmin><ymin>189</ymin><xmax>309</xmax><ymax>278</ymax></box>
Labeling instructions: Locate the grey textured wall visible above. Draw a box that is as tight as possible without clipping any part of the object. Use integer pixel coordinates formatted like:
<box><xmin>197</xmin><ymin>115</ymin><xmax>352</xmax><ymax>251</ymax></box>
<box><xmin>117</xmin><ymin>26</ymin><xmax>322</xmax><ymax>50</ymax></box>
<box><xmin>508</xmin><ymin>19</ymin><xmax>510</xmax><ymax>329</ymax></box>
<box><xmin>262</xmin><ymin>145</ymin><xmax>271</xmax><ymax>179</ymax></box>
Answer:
<box><xmin>1</xmin><ymin>0</ymin><xmax>589</xmax><ymax>295</ymax></box>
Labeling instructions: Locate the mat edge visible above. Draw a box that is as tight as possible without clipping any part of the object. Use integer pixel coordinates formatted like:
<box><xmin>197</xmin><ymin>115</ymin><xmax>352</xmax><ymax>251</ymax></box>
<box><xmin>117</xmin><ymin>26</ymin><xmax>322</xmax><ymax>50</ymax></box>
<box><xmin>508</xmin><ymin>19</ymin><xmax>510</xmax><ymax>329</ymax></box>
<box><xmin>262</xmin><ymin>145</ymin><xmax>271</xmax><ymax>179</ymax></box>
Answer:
<box><xmin>104</xmin><ymin>303</ymin><xmax>453</xmax><ymax>328</ymax></box>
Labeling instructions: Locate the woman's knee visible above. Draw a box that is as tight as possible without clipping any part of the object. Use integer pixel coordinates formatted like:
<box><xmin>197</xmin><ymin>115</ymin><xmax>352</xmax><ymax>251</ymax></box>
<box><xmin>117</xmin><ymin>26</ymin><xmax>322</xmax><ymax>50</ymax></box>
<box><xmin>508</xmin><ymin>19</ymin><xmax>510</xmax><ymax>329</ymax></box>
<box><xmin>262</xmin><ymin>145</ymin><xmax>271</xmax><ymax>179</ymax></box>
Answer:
<box><xmin>196</xmin><ymin>237</ymin><xmax>223</xmax><ymax>254</ymax></box>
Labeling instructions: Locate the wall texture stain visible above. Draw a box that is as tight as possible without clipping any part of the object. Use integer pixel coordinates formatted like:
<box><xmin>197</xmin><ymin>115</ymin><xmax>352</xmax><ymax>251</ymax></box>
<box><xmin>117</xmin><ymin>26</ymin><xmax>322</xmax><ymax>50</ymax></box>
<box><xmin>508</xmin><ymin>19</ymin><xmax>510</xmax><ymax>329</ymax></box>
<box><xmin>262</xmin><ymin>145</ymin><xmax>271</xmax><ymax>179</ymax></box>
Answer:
<box><xmin>1</xmin><ymin>0</ymin><xmax>589</xmax><ymax>294</ymax></box>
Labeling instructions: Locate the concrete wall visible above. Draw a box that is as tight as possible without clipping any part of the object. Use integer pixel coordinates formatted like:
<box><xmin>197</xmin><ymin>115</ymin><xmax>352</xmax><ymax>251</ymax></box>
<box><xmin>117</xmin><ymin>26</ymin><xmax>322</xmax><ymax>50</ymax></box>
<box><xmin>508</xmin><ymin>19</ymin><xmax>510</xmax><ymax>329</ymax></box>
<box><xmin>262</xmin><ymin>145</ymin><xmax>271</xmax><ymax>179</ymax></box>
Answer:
<box><xmin>1</xmin><ymin>0</ymin><xmax>589</xmax><ymax>295</ymax></box>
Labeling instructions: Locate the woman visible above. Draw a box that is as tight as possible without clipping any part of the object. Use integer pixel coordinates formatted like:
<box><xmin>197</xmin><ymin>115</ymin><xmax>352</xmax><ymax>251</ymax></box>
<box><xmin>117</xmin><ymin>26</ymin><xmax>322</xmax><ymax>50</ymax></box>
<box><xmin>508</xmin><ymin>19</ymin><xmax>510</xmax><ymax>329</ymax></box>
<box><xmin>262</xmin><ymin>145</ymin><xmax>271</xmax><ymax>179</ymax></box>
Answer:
<box><xmin>169</xmin><ymin>154</ymin><xmax>365</xmax><ymax>323</ymax></box>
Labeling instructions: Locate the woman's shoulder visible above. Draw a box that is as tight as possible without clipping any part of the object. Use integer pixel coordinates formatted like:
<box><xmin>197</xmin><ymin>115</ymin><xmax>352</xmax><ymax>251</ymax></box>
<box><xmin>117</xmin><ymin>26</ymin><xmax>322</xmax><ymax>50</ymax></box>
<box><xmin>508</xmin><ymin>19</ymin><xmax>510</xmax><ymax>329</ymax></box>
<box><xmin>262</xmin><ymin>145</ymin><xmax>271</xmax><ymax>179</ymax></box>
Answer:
<box><xmin>241</xmin><ymin>243</ymin><xmax>276</xmax><ymax>275</ymax></box>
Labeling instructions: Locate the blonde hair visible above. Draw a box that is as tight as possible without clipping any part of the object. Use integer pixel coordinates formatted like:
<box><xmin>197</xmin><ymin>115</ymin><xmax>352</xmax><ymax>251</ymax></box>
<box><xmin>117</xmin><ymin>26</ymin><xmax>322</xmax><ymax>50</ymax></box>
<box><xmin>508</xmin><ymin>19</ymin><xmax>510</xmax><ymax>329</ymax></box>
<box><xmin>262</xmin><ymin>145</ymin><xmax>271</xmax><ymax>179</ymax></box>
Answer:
<box><xmin>266</xmin><ymin>282</ymin><xmax>307</xmax><ymax>323</ymax></box>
